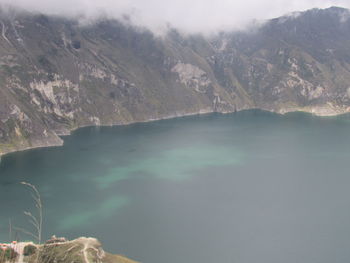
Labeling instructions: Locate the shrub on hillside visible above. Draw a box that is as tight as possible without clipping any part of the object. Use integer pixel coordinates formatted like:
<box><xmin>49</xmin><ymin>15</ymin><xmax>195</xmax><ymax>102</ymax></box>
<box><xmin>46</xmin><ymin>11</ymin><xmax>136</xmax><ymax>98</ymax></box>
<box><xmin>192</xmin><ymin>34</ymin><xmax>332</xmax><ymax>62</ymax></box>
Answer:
<box><xmin>23</xmin><ymin>244</ymin><xmax>37</xmax><ymax>256</ymax></box>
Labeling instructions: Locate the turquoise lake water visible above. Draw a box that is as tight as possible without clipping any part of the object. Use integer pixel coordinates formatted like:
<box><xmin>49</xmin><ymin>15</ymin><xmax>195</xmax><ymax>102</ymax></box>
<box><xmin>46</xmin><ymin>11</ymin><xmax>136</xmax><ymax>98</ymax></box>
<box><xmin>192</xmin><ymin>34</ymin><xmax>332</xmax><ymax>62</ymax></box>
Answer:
<box><xmin>1</xmin><ymin>110</ymin><xmax>350</xmax><ymax>263</ymax></box>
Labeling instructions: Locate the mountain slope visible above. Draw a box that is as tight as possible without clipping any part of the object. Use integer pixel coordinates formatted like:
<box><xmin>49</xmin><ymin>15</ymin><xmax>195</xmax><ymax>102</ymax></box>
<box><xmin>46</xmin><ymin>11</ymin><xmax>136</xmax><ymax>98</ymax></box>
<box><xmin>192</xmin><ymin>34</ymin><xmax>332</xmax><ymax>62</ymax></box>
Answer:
<box><xmin>1</xmin><ymin>7</ymin><xmax>350</xmax><ymax>155</ymax></box>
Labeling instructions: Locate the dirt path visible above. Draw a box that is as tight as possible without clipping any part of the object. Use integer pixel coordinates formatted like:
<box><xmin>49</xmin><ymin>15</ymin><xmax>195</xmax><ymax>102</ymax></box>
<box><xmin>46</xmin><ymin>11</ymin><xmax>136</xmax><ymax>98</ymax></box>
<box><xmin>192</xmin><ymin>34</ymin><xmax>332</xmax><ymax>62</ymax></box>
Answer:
<box><xmin>12</xmin><ymin>238</ymin><xmax>102</xmax><ymax>263</ymax></box>
<box><xmin>78</xmin><ymin>238</ymin><xmax>102</xmax><ymax>263</ymax></box>
<box><xmin>15</xmin><ymin>242</ymin><xmax>33</xmax><ymax>263</ymax></box>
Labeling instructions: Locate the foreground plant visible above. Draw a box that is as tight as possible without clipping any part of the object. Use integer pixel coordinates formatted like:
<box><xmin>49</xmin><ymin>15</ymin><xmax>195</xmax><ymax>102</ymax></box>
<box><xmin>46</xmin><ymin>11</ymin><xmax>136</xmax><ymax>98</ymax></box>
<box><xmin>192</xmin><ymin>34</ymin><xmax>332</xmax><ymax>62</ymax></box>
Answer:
<box><xmin>14</xmin><ymin>182</ymin><xmax>43</xmax><ymax>244</ymax></box>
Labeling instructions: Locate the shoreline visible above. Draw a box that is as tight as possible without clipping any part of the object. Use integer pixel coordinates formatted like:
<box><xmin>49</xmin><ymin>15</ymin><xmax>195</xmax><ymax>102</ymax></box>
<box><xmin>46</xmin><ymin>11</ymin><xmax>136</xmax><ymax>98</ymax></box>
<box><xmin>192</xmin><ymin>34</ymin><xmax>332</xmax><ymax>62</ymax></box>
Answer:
<box><xmin>1</xmin><ymin>105</ymin><xmax>349</xmax><ymax>159</ymax></box>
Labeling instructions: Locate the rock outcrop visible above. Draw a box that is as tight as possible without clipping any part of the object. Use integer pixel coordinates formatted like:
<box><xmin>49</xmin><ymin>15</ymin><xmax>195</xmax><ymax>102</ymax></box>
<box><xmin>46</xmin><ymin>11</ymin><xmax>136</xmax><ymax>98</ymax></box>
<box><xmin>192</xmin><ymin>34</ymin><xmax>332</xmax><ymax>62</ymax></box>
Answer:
<box><xmin>0</xmin><ymin>237</ymin><xmax>137</xmax><ymax>263</ymax></box>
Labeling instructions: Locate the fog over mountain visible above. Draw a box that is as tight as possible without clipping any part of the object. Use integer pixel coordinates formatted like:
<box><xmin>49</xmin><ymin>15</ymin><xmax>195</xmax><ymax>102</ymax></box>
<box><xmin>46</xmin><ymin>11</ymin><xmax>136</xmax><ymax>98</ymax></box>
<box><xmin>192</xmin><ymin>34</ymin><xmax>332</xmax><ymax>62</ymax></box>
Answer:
<box><xmin>0</xmin><ymin>0</ymin><xmax>349</xmax><ymax>33</ymax></box>
<box><xmin>1</xmin><ymin>3</ymin><xmax>350</xmax><ymax>156</ymax></box>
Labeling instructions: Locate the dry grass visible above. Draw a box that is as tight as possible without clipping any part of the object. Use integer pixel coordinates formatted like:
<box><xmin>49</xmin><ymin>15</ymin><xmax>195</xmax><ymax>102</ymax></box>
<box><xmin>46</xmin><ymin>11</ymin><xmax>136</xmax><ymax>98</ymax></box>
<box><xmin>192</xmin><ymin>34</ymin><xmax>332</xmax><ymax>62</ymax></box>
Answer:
<box><xmin>25</xmin><ymin>239</ymin><xmax>139</xmax><ymax>263</ymax></box>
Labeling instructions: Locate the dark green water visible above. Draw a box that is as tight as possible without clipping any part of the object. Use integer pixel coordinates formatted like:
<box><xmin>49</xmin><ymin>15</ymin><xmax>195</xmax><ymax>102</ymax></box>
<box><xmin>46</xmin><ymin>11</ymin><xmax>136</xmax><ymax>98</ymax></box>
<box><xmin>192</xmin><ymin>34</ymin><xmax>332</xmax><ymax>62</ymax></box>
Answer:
<box><xmin>1</xmin><ymin>110</ymin><xmax>350</xmax><ymax>263</ymax></box>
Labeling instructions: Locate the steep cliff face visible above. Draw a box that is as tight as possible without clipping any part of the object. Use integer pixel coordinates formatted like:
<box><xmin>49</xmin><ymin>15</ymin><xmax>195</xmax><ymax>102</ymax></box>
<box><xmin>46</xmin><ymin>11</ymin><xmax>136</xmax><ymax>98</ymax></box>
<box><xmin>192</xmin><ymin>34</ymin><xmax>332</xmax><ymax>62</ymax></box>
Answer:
<box><xmin>1</xmin><ymin>7</ymin><xmax>350</xmax><ymax>155</ymax></box>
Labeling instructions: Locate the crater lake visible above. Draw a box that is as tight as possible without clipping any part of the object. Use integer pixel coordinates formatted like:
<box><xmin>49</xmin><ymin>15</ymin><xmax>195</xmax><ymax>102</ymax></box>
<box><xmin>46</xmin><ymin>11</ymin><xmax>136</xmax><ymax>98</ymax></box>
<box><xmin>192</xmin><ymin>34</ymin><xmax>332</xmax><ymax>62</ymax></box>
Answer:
<box><xmin>1</xmin><ymin>110</ymin><xmax>350</xmax><ymax>263</ymax></box>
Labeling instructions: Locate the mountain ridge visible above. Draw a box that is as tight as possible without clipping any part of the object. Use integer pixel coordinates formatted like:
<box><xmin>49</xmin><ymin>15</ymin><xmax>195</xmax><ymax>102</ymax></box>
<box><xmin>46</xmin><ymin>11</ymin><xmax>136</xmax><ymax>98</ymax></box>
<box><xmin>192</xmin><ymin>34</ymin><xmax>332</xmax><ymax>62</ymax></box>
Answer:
<box><xmin>1</xmin><ymin>6</ymin><xmax>350</xmax><ymax>156</ymax></box>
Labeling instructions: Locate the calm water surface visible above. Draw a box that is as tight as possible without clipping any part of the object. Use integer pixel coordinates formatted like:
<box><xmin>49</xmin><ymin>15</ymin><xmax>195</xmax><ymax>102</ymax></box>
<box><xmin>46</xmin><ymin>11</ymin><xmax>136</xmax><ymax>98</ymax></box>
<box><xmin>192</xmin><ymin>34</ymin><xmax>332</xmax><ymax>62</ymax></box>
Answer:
<box><xmin>1</xmin><ymin>110</ymin><xmax>350</xmax><ymax>263</ymax></box>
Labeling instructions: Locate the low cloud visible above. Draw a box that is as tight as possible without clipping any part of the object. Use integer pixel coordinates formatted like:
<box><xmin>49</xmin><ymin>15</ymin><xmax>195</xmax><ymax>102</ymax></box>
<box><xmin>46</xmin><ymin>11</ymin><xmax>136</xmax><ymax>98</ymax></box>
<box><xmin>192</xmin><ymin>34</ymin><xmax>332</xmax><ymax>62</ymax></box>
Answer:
<box><xmin>0</xmin><ymin>0</ymin><xmax>349</xmax><ymax>33</ymax></box>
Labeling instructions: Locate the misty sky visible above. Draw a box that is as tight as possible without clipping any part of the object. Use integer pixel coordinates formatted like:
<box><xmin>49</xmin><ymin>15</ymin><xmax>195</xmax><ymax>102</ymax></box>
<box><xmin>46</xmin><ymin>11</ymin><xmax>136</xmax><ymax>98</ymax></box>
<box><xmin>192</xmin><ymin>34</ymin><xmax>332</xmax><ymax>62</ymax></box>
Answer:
<box><xmin>0</xmin><ymin>0</ymin><xmax>349</xmax><ymax>33</ymax></box>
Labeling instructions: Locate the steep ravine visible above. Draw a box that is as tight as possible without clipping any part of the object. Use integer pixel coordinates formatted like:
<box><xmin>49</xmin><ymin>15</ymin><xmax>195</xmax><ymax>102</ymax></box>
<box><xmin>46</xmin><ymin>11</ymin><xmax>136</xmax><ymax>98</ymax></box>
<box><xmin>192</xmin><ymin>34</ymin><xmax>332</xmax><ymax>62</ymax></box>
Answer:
<box><xmin>1</xmin><ymin>6</ymin><xmax>350</xmax><ymax>156</ymax></box>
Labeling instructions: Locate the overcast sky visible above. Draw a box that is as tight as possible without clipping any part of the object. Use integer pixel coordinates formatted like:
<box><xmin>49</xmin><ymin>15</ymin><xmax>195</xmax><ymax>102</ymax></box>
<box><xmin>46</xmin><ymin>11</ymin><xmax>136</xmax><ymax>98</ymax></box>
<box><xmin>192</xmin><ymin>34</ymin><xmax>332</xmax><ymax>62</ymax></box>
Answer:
<box><xmin>0</xmin><ymin>0</ymin><xmax>349</xmax><ymax>33</ymax></box>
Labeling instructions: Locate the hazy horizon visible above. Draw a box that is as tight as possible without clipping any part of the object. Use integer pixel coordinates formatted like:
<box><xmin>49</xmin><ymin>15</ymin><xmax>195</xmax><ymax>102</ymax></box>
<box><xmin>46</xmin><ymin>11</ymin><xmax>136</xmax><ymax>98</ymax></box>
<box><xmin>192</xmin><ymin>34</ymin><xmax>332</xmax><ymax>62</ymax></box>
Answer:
<box><xmin>0</xmin><ymin>0</ymin><xmax>349</xmax><ymax>33</ymax></box>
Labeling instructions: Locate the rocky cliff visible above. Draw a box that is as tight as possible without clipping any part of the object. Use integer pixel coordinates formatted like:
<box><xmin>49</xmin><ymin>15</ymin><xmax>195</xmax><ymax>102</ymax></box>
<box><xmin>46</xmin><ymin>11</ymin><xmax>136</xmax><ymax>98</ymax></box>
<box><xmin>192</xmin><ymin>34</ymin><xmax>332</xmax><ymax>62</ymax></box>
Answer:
<box><xmin>1</xmin><ymin>6</ymin><xmax>350</xmax><ymax>155</ymax></box>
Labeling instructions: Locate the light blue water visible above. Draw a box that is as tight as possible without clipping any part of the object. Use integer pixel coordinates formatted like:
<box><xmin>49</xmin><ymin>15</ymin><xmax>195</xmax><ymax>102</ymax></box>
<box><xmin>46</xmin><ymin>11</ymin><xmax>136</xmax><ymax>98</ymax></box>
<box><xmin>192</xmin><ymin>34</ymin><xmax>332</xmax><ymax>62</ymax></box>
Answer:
<box><xmin>1</xmin><ymin>110</ymin><xmax>350</xmax><ymax>263</ymax></box>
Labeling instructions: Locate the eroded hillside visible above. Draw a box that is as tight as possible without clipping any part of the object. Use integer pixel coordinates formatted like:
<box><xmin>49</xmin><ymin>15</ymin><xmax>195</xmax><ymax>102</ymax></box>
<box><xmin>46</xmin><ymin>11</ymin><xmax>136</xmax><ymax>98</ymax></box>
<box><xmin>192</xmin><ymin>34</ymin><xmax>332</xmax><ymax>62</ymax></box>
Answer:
<box><xmin>1</xmin><ymin>7</ymin><xmax>350</xmax><ymax>155</ymax></box>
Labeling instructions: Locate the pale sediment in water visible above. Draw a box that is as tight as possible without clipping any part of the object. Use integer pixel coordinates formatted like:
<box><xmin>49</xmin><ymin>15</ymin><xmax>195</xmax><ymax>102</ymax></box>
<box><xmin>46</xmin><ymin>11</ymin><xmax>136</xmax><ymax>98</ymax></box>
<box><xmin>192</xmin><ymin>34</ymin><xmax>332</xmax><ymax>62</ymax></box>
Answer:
<box><xmin>1</xmin><ymin>110</ymin><xmax>350</xmax><ymax>263</ymax></box>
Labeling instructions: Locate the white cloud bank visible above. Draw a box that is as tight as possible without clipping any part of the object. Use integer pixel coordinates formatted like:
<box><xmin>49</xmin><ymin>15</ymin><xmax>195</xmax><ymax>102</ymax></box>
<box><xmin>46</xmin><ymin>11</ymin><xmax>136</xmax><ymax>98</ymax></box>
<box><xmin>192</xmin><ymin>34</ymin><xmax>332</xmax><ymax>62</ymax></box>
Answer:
<box><xmin>0</xmin><ymin>0</ymin><xmax>349</xmax><ymax>33</ymax></box>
